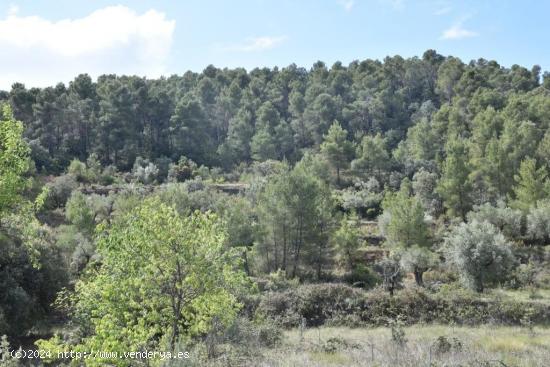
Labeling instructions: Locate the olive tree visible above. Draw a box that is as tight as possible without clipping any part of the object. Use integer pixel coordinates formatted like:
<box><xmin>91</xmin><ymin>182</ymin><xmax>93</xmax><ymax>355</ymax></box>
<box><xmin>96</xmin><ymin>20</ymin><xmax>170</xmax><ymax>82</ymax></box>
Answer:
<box><xmin>526</xmin><ymin>200</ymin><xmax>550</xmax><ymax>244</ymax></box>
<box><xmin>399</xmin><ymin>245</ymin><xmax>438</xmax><ymax>286</ymax></box>
<box><xmin>379</xmin><ymin>182</ymin><xmax>435</xmax><ymax>286</ymax></box>
<box><xmin>466</xmin><ymin>201</ymin><xmax>523</xmax><ymax>240</ymax></box>
<box><xmin>444</xmin><ymin>220</ymin><xmax>516</xmax><ymax>292</ymax></box>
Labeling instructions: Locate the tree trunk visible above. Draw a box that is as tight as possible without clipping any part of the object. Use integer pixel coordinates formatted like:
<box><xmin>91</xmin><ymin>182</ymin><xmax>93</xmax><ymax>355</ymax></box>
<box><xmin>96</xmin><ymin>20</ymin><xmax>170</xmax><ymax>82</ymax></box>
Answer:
<box><xmin>414</xmin><ymin>270</ymin><xmax>424</xmax><ymax>286</ymax></box>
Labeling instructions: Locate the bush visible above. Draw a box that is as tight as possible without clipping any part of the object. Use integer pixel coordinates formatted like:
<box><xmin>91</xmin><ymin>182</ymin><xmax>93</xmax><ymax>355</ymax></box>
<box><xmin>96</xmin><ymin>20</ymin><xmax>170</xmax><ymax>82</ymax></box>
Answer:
<box><xmin>219</xmin><ymin>317</ymin><xmax>283</xmax><ymax>350</ymax></box>
<box><xmin>526</xmin><ymin>201</ymin><xmax>550</xmax><ymax>244</ymax></box>
<box><xmin>168</xmin><ymin>156</ymin><xmax>198</xmax><ymax>183</ymax></box>
<box><xmin>67</xmin><ymin>159</ymin><xmax>88</xmax><ymax>182</ymax></box>
<box><xmin>433</xmin><ymin>335</ymin><xmax>462</xmax><ymax>355</ymax></box>
<box><xmin>343</xmin><ymin>264</ymin><xmax>381</xmax><ymax>289</ymax></box>
<box><xmin>467</xmin><ymin>201</ymin><xmax>523</xmax><ymax>240</ymax></box>
<box><xmin>257</xmin><ymin>283</ymin><xmax>363</xmax><ymax>327</ymax></box>
<box><xmin>262</xmin><ymin>270</ymin><xmax>300</xmax><ymax>292</ymax></box>
<box><xmin>99</xmin><ymin>165</ymin><xmax>117</xmax><ymax>185</ymax></box>
<box><xmin>318</xmin><ymin>336</ymin><xmax>357</xmax><ymax>354</ymax></box>
<box><xmin>132</xmin><ymin>157</ymin><xmax>159</xmax><ymax>184</ymax></box>
<box><xmin>43</xmin><ymin>175</ymin><xmax>78</xmax><ymax>209</ymax></box>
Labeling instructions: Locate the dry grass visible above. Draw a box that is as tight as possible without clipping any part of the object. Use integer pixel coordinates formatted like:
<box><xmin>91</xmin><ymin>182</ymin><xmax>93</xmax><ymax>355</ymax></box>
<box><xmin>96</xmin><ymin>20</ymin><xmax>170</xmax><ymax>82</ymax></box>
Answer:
<box><xmin>253</xmin><ymin>325</ymin><xmax>550</xmax><ymax>367</ymax></box>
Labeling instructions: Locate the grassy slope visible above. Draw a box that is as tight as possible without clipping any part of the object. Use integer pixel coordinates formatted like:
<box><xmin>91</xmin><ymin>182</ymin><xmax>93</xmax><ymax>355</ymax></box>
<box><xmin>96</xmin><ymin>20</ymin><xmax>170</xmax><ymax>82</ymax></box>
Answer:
<box><xmin>258</xmin><ymin>325</ymin><xmax>550</xmax><ymax>367</ymax></box>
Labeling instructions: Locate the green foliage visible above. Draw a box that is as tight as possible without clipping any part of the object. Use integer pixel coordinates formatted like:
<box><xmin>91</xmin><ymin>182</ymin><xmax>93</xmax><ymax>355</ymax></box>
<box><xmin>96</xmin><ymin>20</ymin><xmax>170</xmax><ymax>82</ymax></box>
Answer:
<box><xmin>444</xmin><ymin>220</ymin><xmax>516</xmax><ymax>292</ymax></box>
<box><xmin>256</xmin><ymin>163</ymin><xmax>334</xmax><ymax>279</ymax></box>
<box><xmin>43</xmin><ymin>174</ymin><xmax>78</xmax><ymax>209</ymax></box>
<box><xmin>0</xmin><ymin>230</ymin><xmax>67</xmax><ymax>338</ymax></box>
<box><xmin>398</xmin><ymin>245</ymin><xmax>438</xmax><ymax>286</ymax></box>
<box><xmin>338</xmin><ymin>179</ymin><xmax>383</xmax><ymax>219</ymax></box>
<box><xmin>437</xmin><ymin>137</ymin><xmax>472</xmax><ymax>220</ymax></box>
<box><xmin>351</xmin><ymin>133</ymin><xmax>390</xmax><ymax>180</ymax></box>
<box><xmin>6</xmin><ymin>52</ymin><xmax>550</xmax><ymax>357</ymax></box>
<box><xmin>0</xmin><ymin>104</ymin><xmax>30</xmax><ymax>214</ymax></box>
<box><xmin>66</xmin><ymin>199</ymin><xmax>248</xmax><ymax>363</ymax></box>
<box><xmin>511</xmin><ymin>157</ymin><xmax>549</xmax><ymax>211</ymax></box>
<box><xmin>332</xmin><ymin>213</ymin><xmax>362</xmax><ymax>270</ymax></box>
<box><xmin>255</xmin><ymin>285</ymin><xmax>550</xmax><ymax>328</ymax></box>
<box><xmin>412</xmin><ymin>168</ymin><xmax>442</xmax><ymax>216</ymax></box>
<box><xmin>320</xmin><ymin>121</ymin><xmax>354</xmax><ymax>185</ymax></box>
<box><xmin>389</xmin><ymin>316</ymin><xmax>407</xmax><ymax>346</ymax></box>
<box><xmin>380</xmin><ymin>183</ymin><xmax>429</xmax><ymax>249</ymax></box>
<box><xmin>131</xmin><ymin>156</ymin><xmax>159</xmax><ymax>184</ymax></box>
<box><xmin>343</xmin><ymin>263</ymin><xmax>381</xmax><ymax>289</ymax></box>
<box><xmin>65</xmin><ymin>191</ymin><xmax>96</xmax><ymax>235</ymax></box>
<box><xmin>0</xmin><ymin>335</ymin><xmax>19</xmax><ymax>367</ymax></box>
<box><xmin>374</xmin><ymin>257</ymin><xmax>403</xmax><ymax>296</ymax></box>
<box><xmin>467</xmin><ymin>201</ymin><xmax>523</xmax><ymax>240</ymax></box>
<box><xmin>67</xmin><ymin>159</ymin><xmax>88</xmax><ymax>182</ymax></box>
<box><xmin>526</xmin><ymin>200</ymin><xmax>550</xmax><ymax>243</ymax></box>
<box><xmin>168</xmin><ymin>156</ymin><xmax>198</xmax><ymax>182</ymax></box>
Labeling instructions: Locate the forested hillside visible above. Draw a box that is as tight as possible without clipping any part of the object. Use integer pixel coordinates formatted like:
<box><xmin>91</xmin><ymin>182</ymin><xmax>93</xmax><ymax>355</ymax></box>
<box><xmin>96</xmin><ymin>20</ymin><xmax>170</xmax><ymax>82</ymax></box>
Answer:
<box><xmin>1</xmin><ymin>50</ymin><xmax>550</xmax><ymax>366</ymax></box>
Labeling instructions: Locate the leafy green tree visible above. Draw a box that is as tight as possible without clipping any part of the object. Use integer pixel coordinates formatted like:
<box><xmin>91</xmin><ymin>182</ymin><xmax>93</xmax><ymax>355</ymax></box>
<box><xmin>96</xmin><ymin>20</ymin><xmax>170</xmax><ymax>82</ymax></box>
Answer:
<box><xmin>0</xmin><ymin>105</ymin><xmax>30</xmax><ymax>214</ymax></box>
<box><xmin>65</xmin><ymin>192</ymin><xmax>96</xmax><ymax>235</ymax></box>
<box><xmin>399</xmin><ymin>245</ymin><xmax>437</xmax><ymax>286</ymax></box>
<box><xmin>220</xmin><ymin>196</ymin><xmax>259</xmax><ymax>274</ymax></box>
<box><xmin>170</xmin><ymin>94</ymin><xmax>214</xmax><ymax>165</ymax></box>
<box><xmin>67</xmin><ymin>159</ymin><xmax>88</xmax><ymax>182</ymax></box>
<box><xmin>511</xmin><ymin>158</ymin><xmax>549</xmax><ymax>211</ymax></box>
<box><xmin>303</xmin><ymin>93</ymin><xmax>340</xmax><ymax>144</ymax></box>
<box><xmin>444</xmin><ymin>220</ymin><xmax>515</xmax><ymax>292</ymax></box>
<box><xmin>526</xmin><ymin>200</ymin><xmax>550</xmax><ymax>244</ymax></box>
<box><xmin>320</xmin><ymin>121</ymin><xmax>354</xmax><ymax>186</ymax></box>
<box><xmin>86</xmin><ymin>153</ymin><xmax>102</xmax><ymax>182</ymax></box>
<box><xmin>257</xmin><ymin>163</ymin><xmax>334</xmax><ymax>279</ymax></box>
<box><xmin>167</xmin><ymin>156</ymin><xmax>198</xmax><ymax>182</ymax></box>
<box><xmin>380</xmin><ymin>183</ymin><xmax>429</xmax><ymax>249</ymax></box>
<box><xmin>437</xmin><ymin>137</ymin><xmax>472</xmax><ymax>220</ymax></box>
<box><xmin>435</xmin><ymin>56</ymin><xmax>464</xmax><ymax>101</ymax></box>
<box><xmin>467</xmin><ymin>201</ymin><xmax>523</xmax><ymax>240</ymax></box>
<box><xmin>412</xmin><ymin>168</ymin><xmax>442</xmax><ymax>216</ymax></box>
<box><xmin>0</xmin><ymin>226</ymin><xmax>67</xmax><ymax>339</ymax></box>
<box><xmin>351</xmin><ymin>133</ymin><xmax>390</xmax><ymax>180</ymax></box>
<box><xmin>66</xmin><ymin>199</ymin><xmax>248</xmax><ymax>362</ymax></box>
<box><xmin>332</xmin><ymin>212</ymin><xmax>362</xmax><ymax>270</ymax></box>
<box><xmin>251</xmin><ymin>129</ymin><xmax>277</xmax><ymax>161</ymax></box>
<box><xmin>380</xmin><ymin>183</ymin><xmax>432</xmax><ymax>285</ymax></box>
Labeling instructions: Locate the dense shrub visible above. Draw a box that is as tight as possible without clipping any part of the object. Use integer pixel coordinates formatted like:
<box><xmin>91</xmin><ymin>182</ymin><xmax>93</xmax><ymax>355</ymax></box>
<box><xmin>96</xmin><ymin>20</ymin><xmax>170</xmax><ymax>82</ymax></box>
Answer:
<box><xmin>467</xmin><ymin>201</ymin><xmax>523</xmax><ymax>240</ymax></box>
<box><xmin>343</xmin><ymin>264</ymin><xmax>381</xmax><ymax>289</ymax></box>
<box><xmin>43</xmin><ymin>174</ymin><xmax>78</xmax><ymax>209</ymax></box>
<box><xmin>67</xmin><ymin>159</ymin><xmax>88</xmax><ymax>182</ymax></box>
<box><xmin>132</xmin><ymin>157</ymin><xmax>159</xmax><ymax>184</ymax></box>
<box><xmin>168</xmin><ymin>156</ymin><xmax>198</xmax><ymax>182</ymax></box>
<box><xmin>257</xmin><ymin>283</ymin><xmax>362</xmax><ymax>327</ymax></box>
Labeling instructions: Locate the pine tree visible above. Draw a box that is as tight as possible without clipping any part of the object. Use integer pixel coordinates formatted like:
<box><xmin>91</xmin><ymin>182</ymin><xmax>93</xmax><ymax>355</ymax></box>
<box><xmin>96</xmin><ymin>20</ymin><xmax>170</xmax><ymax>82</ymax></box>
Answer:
<box><xmin>511</xmin><ymin>157</ymin><xmax>548</xmax><ymax>211</ymax></box>
<box><xmin>437</xmin><ymin>137</ymin><xmax>472</xmax><ymax>220</ymax></box>
<box><xmin>320</xmin><ymin>121</ymin><xmax>354</xmax><ymax>186</ymax></box>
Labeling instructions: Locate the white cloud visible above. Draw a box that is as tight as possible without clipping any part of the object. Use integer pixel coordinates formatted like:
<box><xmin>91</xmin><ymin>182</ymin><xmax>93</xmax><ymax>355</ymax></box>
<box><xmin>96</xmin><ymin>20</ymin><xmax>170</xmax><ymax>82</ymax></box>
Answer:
<box><xmin>339</xmin><ymin>0</ymin><xmax>355</xmax><ymax>11</ymax></box>
<box><xmin>0</xmin><ymin>5</ymin><xmax>175</xmax><ymax>89</ymax></box>
<box><xmin>222</xmin><ymin>36</ymin><xmax>287</xmax><ymax>52</ymax></box>
<box><xmin>7</xmin><ymin>4</ymin><xmax>18</xmax><ymax>16</ymax></box>
<box><xmin>440</xmin><ymin>20</ymin><xmax>478</xmax><ymax>40</ymax></box>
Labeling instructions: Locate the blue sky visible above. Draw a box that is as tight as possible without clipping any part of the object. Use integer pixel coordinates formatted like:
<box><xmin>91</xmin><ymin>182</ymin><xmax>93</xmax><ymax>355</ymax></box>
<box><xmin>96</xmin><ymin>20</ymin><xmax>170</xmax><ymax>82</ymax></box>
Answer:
<box><xmin>0</xmin><ymin>0</ymin><xmax>548</xmax><ymax>89</ymax></box>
